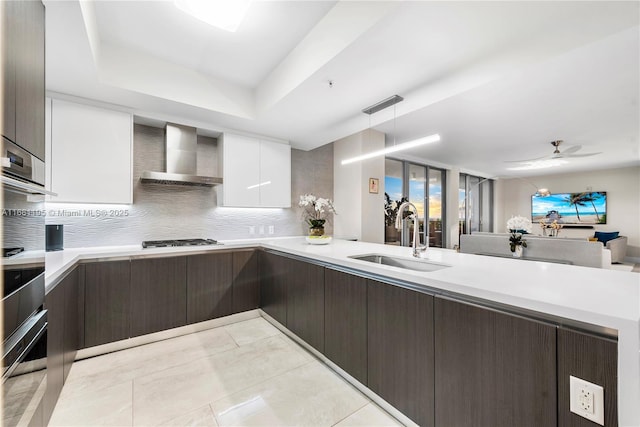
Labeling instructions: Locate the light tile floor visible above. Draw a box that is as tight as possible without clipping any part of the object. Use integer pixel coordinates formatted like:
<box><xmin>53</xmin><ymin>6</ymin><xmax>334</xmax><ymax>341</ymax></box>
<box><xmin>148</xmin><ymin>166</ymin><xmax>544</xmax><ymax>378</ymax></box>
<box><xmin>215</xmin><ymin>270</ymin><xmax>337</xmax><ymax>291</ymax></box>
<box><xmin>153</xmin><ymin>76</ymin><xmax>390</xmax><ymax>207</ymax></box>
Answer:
<box><xmin>49</xmin><ymin>317</ymin><xmax>404</xmax><ymax>427</ymax></box>
<box><xmin>609</xmin><ymin>262</ymin><xmax>635</xmax><ymax>272</ymax></box>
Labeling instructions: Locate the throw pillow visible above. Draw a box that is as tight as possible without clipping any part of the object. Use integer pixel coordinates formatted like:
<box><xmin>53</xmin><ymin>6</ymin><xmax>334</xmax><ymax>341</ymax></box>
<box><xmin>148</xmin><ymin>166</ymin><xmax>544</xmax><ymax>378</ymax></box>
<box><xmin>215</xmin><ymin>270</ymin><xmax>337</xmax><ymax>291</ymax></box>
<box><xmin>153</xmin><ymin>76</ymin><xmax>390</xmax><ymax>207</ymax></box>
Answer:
<box><xmin>594</xmin><ymin>231</ymin><xmax>619</xmax><ymax>245</ymax></box>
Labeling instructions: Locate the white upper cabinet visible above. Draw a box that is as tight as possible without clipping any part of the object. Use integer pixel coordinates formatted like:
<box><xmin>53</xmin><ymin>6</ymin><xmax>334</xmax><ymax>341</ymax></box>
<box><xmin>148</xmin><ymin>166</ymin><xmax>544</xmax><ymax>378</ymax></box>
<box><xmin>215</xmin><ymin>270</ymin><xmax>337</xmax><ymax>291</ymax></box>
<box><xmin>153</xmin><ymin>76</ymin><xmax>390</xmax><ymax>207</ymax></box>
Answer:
<box><xmin>220</xmin><ymin>133</ymin><xmax>261</xmax><ymax>207</ymax></box>
<box><xmin>219</xmin><ymin>133</ymin><xmax>291</xmax><ymax>208</ymax></box>
<box><xmin>259</xmin><ymin>140</ymin><xmax>291</xmax><ymax>207</ymax></box>
<box><xmin>47</xmin><ymin>99</ymin><xmax>133</xmax><ymax>204</ymax></box>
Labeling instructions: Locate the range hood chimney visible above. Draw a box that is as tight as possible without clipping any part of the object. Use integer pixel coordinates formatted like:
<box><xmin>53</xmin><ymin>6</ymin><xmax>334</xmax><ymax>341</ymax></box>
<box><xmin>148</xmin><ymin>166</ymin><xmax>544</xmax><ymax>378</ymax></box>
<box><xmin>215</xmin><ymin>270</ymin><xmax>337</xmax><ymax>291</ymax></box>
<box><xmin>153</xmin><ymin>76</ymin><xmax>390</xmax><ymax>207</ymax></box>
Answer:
<box><xmin>141</xmin><ymin>123</ymin><xmax>222</xmax><ymax>186</ymax></box>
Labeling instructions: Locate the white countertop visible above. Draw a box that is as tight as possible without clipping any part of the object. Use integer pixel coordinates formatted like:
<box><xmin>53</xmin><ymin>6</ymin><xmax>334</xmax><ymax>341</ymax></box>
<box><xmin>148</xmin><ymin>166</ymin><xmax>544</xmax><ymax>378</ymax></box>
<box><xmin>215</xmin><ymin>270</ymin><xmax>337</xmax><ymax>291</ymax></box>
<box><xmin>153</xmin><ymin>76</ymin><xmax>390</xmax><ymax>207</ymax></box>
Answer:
<box><xmin>8</xmin><ymin>237</ymin><xmax>638</xmax><ymax>425</ymax></box>
<box><xmin>2</xmin><ymin>250</ymin><xmax>45</xmax><ymax>268</ymax></box>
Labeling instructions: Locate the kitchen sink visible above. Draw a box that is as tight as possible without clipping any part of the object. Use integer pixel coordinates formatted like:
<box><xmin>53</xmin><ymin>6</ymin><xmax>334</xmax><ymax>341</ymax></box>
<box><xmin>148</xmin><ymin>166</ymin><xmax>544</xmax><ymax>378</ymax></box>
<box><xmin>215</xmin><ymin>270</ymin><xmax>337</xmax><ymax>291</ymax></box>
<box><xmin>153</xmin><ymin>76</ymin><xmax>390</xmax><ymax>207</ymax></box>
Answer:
<box><xmin>348</xmin><ymin>254</ymin><xmax>451</xmax><ymax>272</ymax></box>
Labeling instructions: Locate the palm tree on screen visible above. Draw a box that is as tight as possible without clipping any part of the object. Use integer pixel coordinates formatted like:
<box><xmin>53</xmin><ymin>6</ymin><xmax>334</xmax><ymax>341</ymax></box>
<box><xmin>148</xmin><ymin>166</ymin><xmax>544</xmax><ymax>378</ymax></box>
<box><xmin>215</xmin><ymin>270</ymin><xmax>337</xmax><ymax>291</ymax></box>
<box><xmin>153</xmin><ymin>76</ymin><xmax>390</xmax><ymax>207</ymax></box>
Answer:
<box><xmin>565</xmin><ymin>193</ymin><xmax>590</xmax><ymax>222</ymax></box>
<box><xmin>583</xmin><ymin>192</ymin><xmax>604</xmax><ymax>222</ymax></box>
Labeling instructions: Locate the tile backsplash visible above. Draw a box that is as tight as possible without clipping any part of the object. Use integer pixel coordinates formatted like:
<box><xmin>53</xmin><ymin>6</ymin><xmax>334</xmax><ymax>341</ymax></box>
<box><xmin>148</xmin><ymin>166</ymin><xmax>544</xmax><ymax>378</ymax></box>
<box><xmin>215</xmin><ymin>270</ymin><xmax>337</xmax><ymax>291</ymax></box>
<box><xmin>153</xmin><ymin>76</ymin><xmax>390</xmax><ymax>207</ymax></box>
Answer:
<box><xmin>45</xmin><ymin>124</ymin><xmax>334</xmax><ymax>248</ymax></box>
<box><xmin>2</xmin><ymin>191</ymin><xmax>45</xmax><ymax>251</ymax></box>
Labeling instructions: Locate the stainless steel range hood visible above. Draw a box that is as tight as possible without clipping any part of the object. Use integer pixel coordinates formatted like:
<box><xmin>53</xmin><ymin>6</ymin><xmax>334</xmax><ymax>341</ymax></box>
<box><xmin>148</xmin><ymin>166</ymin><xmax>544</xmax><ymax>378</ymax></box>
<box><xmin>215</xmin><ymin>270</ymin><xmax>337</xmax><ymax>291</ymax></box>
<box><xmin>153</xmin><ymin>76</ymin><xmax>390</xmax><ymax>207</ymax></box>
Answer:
<box><xmin>141</xmin><ymin>123</ymin><xmax>222</xmax><ymax>187</ymax></box>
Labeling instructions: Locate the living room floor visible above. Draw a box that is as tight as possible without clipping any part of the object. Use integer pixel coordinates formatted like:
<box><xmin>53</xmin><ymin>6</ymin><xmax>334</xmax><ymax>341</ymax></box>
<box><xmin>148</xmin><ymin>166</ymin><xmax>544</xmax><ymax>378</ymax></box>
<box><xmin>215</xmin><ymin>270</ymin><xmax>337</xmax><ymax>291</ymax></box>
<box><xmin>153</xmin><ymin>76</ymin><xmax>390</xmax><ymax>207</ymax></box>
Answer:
<box><xmin>49</xmin><ymin>317</ymin><xmax>403</xmax><ymax>427</ymax></box>
<box><xmin>610</xmin><ymin>262</ymin><xmax>639</xmax><ymax>273</ymax></box>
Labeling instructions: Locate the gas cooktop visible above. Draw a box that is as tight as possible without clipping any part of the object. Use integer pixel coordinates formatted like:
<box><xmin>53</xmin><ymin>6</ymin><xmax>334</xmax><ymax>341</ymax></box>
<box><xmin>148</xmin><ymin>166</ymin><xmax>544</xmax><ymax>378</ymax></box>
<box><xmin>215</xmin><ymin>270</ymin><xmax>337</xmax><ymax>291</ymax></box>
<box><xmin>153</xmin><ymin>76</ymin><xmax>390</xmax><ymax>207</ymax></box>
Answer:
<box><xmin>141</xmin><ymin>239</ymin><xmax>220</xmax><ymax>249</ymax></box>
<box><xmin>3</xmin><ymin>247</ymin><xmax>25</xmax><ymax>258</ymax></box>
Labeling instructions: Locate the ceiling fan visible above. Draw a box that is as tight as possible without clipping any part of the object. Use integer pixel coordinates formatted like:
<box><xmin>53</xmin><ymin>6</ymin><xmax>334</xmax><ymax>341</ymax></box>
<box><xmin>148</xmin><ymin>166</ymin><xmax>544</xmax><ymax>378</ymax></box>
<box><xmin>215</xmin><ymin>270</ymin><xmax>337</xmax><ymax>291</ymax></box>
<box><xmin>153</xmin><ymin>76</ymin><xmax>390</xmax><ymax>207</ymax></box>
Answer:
<box><xmin>505</xmin><ymin>140</ymin><xmax>601</xmax><ymax>163</ymax></box>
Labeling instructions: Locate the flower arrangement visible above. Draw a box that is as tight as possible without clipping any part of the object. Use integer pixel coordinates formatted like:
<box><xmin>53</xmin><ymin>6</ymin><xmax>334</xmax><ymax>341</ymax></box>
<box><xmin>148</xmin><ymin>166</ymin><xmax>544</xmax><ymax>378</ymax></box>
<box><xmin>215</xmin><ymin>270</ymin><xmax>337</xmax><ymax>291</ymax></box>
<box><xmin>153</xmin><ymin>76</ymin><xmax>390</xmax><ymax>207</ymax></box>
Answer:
<box><xmin>384</xmin><ymin>193</ymin><xmax>409</xmax><ymax>227</ymax></box>
<box><xmin>506</xmin><ymin>215</ymin><xmax>532</xmax><ymax>233</ymax></box>
<box><xmin>298</xmin><ymin>194</ymin><xmax>337</xmax><ymax>230</ymax></box>
<box><xmin>539</xmin><ymin>219</ymin><xmax>563</xmax><ymax>237</ymax></box>
<box><xmin>506</xmin><ymin>216</ymin><xmax>530</xmax><ymax>255</ymax></box>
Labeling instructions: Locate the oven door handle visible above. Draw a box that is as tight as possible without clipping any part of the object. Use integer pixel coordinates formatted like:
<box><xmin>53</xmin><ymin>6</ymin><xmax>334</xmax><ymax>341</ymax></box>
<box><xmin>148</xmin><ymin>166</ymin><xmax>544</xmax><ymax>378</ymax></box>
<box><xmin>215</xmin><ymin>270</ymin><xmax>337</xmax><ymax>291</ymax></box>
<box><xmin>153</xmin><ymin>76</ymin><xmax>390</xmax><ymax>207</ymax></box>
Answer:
<box><xmin>0</xmin><ymin>174</ymin><xmax>57</xmax><ymax>196</ymax></box>
<box><xmin>2</xmin><ymin>310</ymin><xmax>47</xmax><ymax>382</ymax></box>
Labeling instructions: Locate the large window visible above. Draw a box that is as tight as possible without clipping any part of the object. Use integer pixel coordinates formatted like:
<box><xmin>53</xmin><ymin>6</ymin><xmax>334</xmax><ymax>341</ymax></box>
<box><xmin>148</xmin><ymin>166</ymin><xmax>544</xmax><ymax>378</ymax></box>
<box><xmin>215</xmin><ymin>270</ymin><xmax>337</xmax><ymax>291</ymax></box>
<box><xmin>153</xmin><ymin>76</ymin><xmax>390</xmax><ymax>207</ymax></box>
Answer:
<box><xmin>384</xmin><ymin>159</ymin><xmax>446</xmax><ymax>248</ymax></box>
<box><xmin>385</xmin><ymin>159</ymin><xmax>403</xmax><ymax>202</ymax></box>
<box><xmin>408</xmin><ymin>164</ymin><xmax>426</xmax><ymax>246</ymax></box>
<box><xmin>428</xmin><ymin>168</ymin><xmax>444</xmax><ymax>247</ymax></box>
<box><xmin>459</xmin><ymin>173</ymin><xmax>494</xmax><ymax>238</ymax></box>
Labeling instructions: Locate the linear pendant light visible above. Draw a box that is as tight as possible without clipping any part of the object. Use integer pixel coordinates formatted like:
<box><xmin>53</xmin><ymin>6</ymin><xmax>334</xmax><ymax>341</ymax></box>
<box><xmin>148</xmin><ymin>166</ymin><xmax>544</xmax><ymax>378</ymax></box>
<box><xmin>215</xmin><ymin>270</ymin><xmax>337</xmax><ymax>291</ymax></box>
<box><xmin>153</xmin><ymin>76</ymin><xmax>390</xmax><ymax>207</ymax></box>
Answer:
<box><xmin>362</xmin><ymin>95</ymin><xmax>404</xmax><ymax>115</ymax></box>
<box><xmin>341</xmin><ymin>94</ymin><xmax>440</xmax><ymax>165</ymax></box>
<box><xmin>341</xmin><ymin>134</ymin><xmax>441</xmax><ymax>165</ymax></box>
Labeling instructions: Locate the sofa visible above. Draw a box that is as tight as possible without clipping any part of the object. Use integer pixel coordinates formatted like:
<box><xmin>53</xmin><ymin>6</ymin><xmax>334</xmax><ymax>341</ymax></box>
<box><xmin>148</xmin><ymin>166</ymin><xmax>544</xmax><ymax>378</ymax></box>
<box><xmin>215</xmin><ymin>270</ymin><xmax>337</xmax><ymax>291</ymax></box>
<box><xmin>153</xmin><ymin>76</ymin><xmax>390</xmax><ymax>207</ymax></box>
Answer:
<box><xmin>460</xmin><ymin>233</ymin><xmax>613</xmax><ymax>268</ymax></box>
<box><xmin>592</xmin><ymin>232</ymin><xmax>628</xmax><ymax>264</ymax></box>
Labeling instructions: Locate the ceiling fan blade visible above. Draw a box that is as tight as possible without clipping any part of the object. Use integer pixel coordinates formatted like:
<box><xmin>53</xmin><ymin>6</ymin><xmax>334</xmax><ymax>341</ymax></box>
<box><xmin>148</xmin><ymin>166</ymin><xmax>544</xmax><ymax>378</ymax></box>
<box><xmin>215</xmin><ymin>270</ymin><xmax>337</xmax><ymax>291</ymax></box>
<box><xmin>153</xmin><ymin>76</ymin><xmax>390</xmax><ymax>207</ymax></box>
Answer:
<box><xmin>504</xmin><ymin>154</ymin><xmax>550</xmax><ymax>163</ymax></box>
<box><xmin>562</xmin><ymin>145</ymin><xmax>582</xmax><ymax>154</ymax></box>
<box><xmin>503</xmin><ymin>142</ymin><xmax>598</xmax><ymax>164</ymax></box>
<box><xmin>552</xmin><ymin>145</ymin><xmax>588</xmax><ymax>158</ymax></box>
<box><xmin>564</xmin><ymin>152</ymin><xmax>602</xmax><ymax>158</ymax></box>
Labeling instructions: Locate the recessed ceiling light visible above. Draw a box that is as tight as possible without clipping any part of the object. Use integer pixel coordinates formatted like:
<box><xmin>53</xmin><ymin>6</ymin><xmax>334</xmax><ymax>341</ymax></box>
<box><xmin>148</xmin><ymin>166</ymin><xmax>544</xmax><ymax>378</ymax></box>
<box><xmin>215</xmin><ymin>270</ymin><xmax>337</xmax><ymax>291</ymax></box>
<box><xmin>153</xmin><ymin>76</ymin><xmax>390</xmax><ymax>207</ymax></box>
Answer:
<box><xmin>506</xmin><ymin>159</ymin><xmax>568</xmax><ymax>171</ymax></box>
<box><xmin>174</xmin><ymin>0</ymin><xmax>252</xmax><ymax>32</ymax></box>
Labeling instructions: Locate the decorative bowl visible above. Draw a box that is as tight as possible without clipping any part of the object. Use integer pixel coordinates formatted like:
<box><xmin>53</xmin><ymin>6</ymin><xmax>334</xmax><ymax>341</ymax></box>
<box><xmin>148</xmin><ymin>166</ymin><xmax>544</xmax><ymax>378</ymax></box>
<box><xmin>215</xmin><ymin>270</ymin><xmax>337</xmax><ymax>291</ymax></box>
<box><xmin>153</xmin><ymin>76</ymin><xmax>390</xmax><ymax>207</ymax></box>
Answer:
<box><xmin>305</xmin><ymin>236</ymin><xmax>332</xmax><ymax>245</ymax></box>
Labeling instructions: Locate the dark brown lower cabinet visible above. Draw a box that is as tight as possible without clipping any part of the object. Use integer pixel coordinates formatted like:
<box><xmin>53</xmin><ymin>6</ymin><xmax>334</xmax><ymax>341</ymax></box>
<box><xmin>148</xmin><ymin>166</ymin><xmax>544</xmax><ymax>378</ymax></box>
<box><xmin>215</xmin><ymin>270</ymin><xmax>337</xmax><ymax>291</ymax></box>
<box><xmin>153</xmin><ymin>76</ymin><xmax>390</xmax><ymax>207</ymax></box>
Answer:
<box><xmin>367</xmin><ymin>280</ymin><xmax>434</xmax><ymax>427</ymax></box>
<box><xmin>80</xmin><ymin>251</ymin><xmax>260</xmax><ymax>350</ymax></box>
<box><xmin>257</xmin><ymin>251</ymin><xmax>325</xmax><ymax>351</ymax></box>
<box><xmin>232</xmin><ymin>250</ymin><xmax>260</xmax><ymax>313</ymax></box>
<box><xmin>286</xmin><ymin>258</ymin><xmax>324</xmax><ymax>352</ymax></box>
<box><xmin>62</xmin><ymin>267</ymin><xmax>80</xmax><ymax>381</ymax></box>
<box><xmin>558</xmin><ymin>327</ymin><xmax>618</xmax><ymax>427</ymax></box>
<box><xmin>84</xmin><ymin>261</ymin><xmax>131</xmax><ymax>347</ymax></box>
<box><xmin>434</xmin><ymin>296</ymin><xmax>557</xmax><ymax>427</ymax></box>
<box><xmin>324</xmin><ymin>268</ymin><xmax>367</xmax><ymax>385</ymax></box>
<box><xmin>44</xmin><ymin>278</ymin><xmax>64</xmax><ymax>423</ymax></box>
<box><xmin>259</xmin><ymin>251</ymin><xmax>288</xmax><ymax>325</ymax></box>
<box><xmin>44</xmin><ymin>267</ymin><xmax>80</xmax><ymax>425</ymax></box>
<box><xmin>187</xmin><ymin>253</ymin><xmax>233</xmax><ymax>324</ymax></box>
<box><xmin>130</xmin><ymin>257</ymin><xmax>187</xmax><ymax>337</ymax></box>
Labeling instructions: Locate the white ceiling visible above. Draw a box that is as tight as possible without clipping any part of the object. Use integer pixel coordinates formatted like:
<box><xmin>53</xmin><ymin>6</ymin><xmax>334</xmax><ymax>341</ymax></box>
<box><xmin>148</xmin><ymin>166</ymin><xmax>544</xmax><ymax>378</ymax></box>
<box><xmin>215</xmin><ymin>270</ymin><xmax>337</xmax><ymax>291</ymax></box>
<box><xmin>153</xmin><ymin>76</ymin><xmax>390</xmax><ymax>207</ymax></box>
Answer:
<box><xmin>44</xmin><ymin>0</ymin><xmax>639</xmax><ymax>177</ymax></box>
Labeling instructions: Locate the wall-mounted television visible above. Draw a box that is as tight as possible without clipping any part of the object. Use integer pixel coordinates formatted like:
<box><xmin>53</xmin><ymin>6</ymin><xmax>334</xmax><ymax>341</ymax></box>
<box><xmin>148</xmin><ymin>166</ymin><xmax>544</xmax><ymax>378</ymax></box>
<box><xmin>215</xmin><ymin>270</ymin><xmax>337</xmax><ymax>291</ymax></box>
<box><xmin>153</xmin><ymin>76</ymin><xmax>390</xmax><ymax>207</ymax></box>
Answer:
<box><xmin>531</xmin><ymin>192</ymin><xmax>607</xmax><ymax>225</ymax></box>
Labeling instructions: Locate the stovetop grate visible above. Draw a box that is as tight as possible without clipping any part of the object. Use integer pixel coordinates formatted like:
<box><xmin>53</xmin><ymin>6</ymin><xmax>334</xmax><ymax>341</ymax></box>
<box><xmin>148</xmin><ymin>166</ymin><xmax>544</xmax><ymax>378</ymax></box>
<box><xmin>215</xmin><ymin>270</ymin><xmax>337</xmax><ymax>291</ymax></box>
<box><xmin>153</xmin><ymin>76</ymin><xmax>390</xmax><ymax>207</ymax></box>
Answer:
<box><xmin>141</xmin><ymin>239</ymin><xmax>219</xmax><ymax>248</ymax></box>
<box><xmin>3</xmin><ymin>247</ymin><xmax>25</xmax><ymax>258</ymax></box>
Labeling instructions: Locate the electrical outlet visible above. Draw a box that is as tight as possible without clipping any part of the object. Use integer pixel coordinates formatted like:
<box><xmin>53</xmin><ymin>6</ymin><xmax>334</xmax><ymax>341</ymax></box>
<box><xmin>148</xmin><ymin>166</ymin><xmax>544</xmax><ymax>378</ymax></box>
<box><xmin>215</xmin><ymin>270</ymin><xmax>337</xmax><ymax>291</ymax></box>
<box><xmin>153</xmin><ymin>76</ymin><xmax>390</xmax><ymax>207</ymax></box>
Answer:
<box><xmin>570</xmin><ymin>376</ymin><xmax>604</xmax><ymax>425</ymax></box>
<box><xmin>249</xmin><ymin>226</ymin><xmax>255</xmax><ymax>235</ymax></box>
<box><xmin>268</xmin><ymin>225</ymin><xmax>275</xmax><ymax>235</ymax></box>
<box><xmin>579</xmin><ymin>387</ymin><xmax>594</xmax><ymax>414</ymax></box>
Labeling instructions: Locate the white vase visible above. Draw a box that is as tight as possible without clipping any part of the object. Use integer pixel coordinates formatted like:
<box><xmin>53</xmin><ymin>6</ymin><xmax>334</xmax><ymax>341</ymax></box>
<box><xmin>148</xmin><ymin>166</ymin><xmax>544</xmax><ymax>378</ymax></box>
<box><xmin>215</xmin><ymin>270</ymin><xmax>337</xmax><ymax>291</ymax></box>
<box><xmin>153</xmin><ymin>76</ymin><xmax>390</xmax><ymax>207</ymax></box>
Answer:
<box><xmin>513</xmin><ymin>246</ymin><xmax>523</xmax><ymax>258</ymax></box>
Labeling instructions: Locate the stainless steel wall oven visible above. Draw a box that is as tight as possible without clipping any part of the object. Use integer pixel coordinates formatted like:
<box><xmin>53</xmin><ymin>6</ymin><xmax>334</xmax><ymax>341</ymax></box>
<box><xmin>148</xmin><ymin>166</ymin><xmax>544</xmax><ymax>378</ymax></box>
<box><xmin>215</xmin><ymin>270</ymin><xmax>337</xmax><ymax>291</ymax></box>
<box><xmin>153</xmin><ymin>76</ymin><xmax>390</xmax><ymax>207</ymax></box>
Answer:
<box><xmin>2</xmin><ymin>263</ymin><xmax>47</xmax><ymax>427</ymax></box>
<box><xmin>2</xmin><ymin>138</ymin><xmax>48</xmax><ymax>426</ymax></box>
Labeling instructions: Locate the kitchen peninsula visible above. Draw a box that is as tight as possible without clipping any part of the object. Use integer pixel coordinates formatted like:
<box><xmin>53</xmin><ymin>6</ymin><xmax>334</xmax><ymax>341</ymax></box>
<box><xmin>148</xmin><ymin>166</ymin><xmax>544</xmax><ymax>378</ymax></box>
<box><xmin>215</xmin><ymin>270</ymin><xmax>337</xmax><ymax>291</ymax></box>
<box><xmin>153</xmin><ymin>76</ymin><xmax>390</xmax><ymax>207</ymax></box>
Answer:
<box><xmin>36</xmin><ymin>237</ymin><xmax>639</xmax><ymax>427</ymax></box>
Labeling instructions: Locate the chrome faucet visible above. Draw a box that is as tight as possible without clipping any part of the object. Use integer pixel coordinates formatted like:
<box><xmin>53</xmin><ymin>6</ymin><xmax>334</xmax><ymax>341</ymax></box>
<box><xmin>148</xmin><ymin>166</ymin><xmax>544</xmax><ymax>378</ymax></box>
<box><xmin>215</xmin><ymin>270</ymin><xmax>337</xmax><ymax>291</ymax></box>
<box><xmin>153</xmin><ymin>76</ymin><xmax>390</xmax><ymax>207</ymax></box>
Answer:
<box><xmin>395</xmin><ymin>202</ymin><xmax>428</xmax><ymax>257</ymax></box>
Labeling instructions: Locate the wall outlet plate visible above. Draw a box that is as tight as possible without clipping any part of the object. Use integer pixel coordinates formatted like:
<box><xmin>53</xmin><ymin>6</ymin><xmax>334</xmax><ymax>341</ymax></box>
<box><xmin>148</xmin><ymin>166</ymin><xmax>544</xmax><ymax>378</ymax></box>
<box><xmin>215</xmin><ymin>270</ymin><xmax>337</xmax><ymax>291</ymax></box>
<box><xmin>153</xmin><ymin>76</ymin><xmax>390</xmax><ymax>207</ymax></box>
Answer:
<box><xmin>570</xmin><ymin>375</ymin><xmax>604</xmax><ymax>425</ymax></box>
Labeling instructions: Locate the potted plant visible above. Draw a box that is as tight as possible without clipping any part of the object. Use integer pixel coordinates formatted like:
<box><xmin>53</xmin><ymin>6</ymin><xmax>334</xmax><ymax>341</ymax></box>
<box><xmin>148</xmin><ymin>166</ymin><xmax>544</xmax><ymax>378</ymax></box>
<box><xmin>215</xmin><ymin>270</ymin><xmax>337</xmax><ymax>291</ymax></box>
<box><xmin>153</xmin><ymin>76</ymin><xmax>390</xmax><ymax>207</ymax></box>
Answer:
<box><xmin>506</xmin><ymin>215</ymin><xmax>531</xmax><ymax>258</ymax></box>
<box><xmin>509</xmin><ymin>233</ymin><xmax>528</xmax><ymax>257</ymax></box>
<box><xmin>298</xmin><ymin>194</ymin><xmax>337</xmax><ymax>236</ymax></box>
<box><xmin>384</xmin><ymin>193</ymin><xmax>408</xmax><ymax>242</ymax></box>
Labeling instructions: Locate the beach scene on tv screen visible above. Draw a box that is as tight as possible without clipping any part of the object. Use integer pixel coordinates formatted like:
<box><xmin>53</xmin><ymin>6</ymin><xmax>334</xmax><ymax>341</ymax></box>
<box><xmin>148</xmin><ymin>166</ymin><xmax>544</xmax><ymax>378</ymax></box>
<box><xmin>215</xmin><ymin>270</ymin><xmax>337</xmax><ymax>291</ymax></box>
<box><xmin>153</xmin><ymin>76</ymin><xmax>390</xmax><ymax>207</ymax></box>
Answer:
<box><xmin>531</xmin><ymin>192</ymin><xmax>607</xmax><ymax>224</ymax></box>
